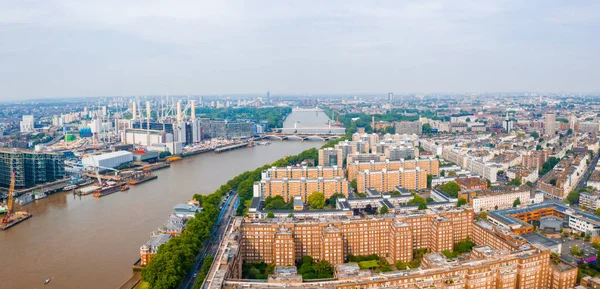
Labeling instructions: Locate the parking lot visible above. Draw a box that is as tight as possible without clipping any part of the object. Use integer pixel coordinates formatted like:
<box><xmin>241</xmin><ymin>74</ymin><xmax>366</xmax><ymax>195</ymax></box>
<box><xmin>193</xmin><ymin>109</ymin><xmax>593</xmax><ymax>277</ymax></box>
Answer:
<box><xmin>561</xmin><ymin>238</ymin><xmax>598</xmax><ymax>263</ymax></box>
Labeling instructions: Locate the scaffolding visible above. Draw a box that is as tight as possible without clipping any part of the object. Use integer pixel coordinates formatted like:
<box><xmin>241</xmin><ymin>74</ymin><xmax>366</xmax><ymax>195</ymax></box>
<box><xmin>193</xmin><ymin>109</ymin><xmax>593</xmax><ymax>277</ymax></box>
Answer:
<box><xmin>0</xmin><ymin>149</ymin><xmax>65</xmax><ymax>189</ymax></box>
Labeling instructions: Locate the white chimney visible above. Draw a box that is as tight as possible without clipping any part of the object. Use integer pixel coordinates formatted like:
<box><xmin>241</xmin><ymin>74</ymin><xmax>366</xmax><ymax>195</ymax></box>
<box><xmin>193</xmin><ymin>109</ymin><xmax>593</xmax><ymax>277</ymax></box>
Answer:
<box><xmin>176</xmin><ymin>101</ymin><xmax>182</xmax><ymax>123</ymax></box>
<box><xmin>146</xmin><ymin>101</ymin><xmax>151</xmax><ymax>119</ymax></box>
<box><xmin>191</xmin><ymin>100</ymin><xmax>196</xmax><ymax>119</ymax></box>
<box><xmin>132</xmin><ymin>101</ymin><xmax>137</xmax><ymax>120</ymax></box>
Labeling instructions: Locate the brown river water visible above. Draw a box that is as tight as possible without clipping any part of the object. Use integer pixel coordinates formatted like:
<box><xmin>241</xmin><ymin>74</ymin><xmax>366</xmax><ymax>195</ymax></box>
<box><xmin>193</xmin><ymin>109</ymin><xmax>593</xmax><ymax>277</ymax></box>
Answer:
<box><xmin>0</xmin><ymin>111</ymin><xmax>328</xmax><ymax>289</ymax></box>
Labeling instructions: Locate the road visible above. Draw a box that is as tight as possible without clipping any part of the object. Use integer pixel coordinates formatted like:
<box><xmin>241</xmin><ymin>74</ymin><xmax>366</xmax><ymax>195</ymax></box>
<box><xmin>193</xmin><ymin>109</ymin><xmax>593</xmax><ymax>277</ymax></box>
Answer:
<box><xmin>180</xmin><ymin>193</ymin><xmax>238</xmax><ymax>289</ymax></box>
<box><xmin>575</xmin><ymin>152</ymin><xmax>599</xmax><ymax>190</ymax></box>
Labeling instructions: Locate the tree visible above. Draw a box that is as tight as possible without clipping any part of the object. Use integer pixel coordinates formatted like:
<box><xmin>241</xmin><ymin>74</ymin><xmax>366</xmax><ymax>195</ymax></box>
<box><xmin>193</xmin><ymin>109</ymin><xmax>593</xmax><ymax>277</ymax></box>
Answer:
<box><xmin>427</xmin><ymin>174</ymin><xmax>433</xmax><ymax>189</ymax></box>
<box><xmin>313</xmin><ymin>260</ymin><xmax>333</xmax><ymax>276</ymax></box>
<box><xmin>440</xmin><ymin>170</ymin><xmax>445</xmax><ymax>177</ymax></box>
<box><xmin>379</xmin><ymin>205</ymin><xmax>389</xmax><ymax>214</ymax></box>
<box><xmin>465</xmin><ymin>117</ymin><xmax>471</xmax><ymax>122</ymax></box>
<box><xmin>457</xmin><ymin>198</ymin><xmax>467</xmax><ymax>207</ymax></box>
<box><xmin>508</xmin><ymin>178</ymin><xmax>521</xmax><ymax>187</ymax></box>
<box><xmin>307</xmin><ymin>192</ymin><xmax>325</xmax><ymax>209</ymax></box>
<box><xmin>595</xmin><ymin>208</ymin><xmax>600</xmax><ymax>216</ymax></box>
<box><xmin>513</xmin><ymin>198</ymin><xmax>521</xmax><ymax>207</ymax></box>
<box><xmin>566</xmin><ymin>190</ymin><xmax>579</xmax><ymax>205</ymax></box>
<box><xmin>418</xmin><ymin>203</ymin><xmax>427</xmax><ymax>210</ymax></box>
<box><xmin>530</xmin><ymin>131</ymin><xmax>539</xmax><ymax>139</ymax></box>
<box><xmin>350</xmin><ymin>179</ymin><xmax>357</xmax><ymax>190</ymax></box>
<box><xmin>478</xmin><ymin>211</ymin><xmax>488</xmax><ymax>220</ymax></box>
<box><xmin>448</xmin><ymin>171</ymin><xmax>457</xmax><ymax>177</ymax></box>
<box><xmin>326</xmin><ymin>193</ymin><xmax>345</xmax><ymax>207</ymax></box>
<box><xmin>266</xmin><ymin>212</ymin><xmax>275</xmax><ymax>218</ymax></box>
<box><xmin>536</xmin><ymin>145</ymin><xmax>543</xmax><ymax>151</ymax></box>
<box><xmin>288</xmin><ymin>213</ymin><xmax>294</xmax><ymax>218</ymax></box>
<box><xmin>439</xmin><ymin>181</ymin><xmax>460</xmax><ymax>197</ymax></box>
<box><xmin>422</xmin><ymin>123</ymin><xmax>432</xmax><ymax>134</ymax></box>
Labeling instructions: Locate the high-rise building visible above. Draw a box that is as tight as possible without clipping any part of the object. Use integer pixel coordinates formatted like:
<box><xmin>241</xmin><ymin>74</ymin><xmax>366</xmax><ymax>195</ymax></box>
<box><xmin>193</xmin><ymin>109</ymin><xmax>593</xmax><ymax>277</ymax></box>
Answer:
<box><xmin>544</xmin><ymin>113</ymin><xmax>556</xmax><ymax>136</ymax></box>
<box><xmin>318</xmin><ymin>148</ymin><xmax>343</xmax><ymax>167</ymax></box>
<box><xmin>266</xmin><ymin>91</ymin><xmax>270</xmax><ymax>104</ymax></box>
<box><xmin>20</xmin><ymin>115</ymin><xmax>35</xmax><ymax>133</ymax></box>
<box><xmin>387</xmin><ymin>92</ymin><xmax>394</xmax><ymax>103</ymax></box>
<box><xmin>0</xmin><ymin>149</ymin><xmax>65</xmax><ymax>188</ymax></box>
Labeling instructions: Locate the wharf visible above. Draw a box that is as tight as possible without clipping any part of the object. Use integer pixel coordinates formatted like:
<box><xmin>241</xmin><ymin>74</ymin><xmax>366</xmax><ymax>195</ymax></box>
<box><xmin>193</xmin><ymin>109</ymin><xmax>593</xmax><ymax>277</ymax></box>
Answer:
<box><xmin>3</xmin><ymin>178</ymin><xmax>71</xmax><ymax>198</ymax></box>
<box><xmin>182</xmin><ymin>147</ymin><xmax>213</xmax><ymax>157</ymax></box>
<box><xmin>1</xmin><ymin>213</ymin><xmax>32</xmax><ymax>231</ymax></box>
<box><xmin>129</xmin><ymin>174</ymin><xmax>158</xmax><ymax>185</ymax></box>
<box><xmin>145</xmin><ymin>162</ymin><xmax>170</xmax><ymax>171</ymax></box>
<box><xmin>214</xmin><ymin>142</ymin><xmax>248</xmax><ymax>153</ymax></box>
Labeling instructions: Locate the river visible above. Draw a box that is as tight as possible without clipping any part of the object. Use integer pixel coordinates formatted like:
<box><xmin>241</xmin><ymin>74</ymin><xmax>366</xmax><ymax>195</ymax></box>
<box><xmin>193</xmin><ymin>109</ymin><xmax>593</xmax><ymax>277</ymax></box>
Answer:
<box><xmin>0</xmin><ymin>109</ymin><xmax>332</xmax><ymax>289</ymax></box>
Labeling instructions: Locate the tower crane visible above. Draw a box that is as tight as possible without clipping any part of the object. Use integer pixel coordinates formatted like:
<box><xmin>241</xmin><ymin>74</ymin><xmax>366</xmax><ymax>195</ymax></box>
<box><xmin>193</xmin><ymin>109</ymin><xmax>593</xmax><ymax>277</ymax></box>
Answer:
<box><xmin>1</xmin><ymin>172</ymin><xmax>16</xmax><ymax>224</ymax></box>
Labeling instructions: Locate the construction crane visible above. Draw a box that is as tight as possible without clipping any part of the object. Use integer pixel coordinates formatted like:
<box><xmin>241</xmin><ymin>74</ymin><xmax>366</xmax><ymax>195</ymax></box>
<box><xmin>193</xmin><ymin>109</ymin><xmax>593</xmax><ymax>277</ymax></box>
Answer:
<box><xmin>2</xmin><ymin>172</ymin><xmax>16</xmax><ymax>224</ymax></box>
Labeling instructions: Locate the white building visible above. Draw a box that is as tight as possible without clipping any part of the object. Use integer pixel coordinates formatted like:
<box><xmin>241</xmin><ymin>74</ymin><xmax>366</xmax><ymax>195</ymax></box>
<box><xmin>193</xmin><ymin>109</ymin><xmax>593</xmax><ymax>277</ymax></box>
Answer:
<box><xmin>82</xmin><ymin>151</ymin><xmax>133</xmax><ymax>169</ymax></box>
<box><xmin>580</xmin><ymin>192</ymin><xmax>600</xmax><ymax>211</ymax></box>
<box><xmin>471</xmin><ymin>189</ymin><xmax>532</xmax><ymax>213</ymax></box>
<box><xmin>20</xmin><ymin>115</ymin><xmax>35</xmax><ymax>133</ymax></box>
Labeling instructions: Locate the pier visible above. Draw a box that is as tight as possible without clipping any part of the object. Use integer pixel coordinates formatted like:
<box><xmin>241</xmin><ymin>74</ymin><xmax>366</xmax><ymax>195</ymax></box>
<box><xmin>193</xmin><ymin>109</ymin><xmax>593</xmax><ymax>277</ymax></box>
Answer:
<box><xmin>214</xmin><ymin>142</ymin><xmax>249</xmax><ymax>153</ymax></box>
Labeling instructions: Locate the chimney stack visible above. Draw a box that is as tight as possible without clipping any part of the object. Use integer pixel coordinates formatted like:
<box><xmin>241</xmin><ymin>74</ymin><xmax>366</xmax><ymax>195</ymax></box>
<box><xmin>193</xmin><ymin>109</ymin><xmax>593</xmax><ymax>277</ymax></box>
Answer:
<box><xmin>191</xmin><ymin>100</ymin><xmax>196</xmax><ymax>119</ymax></box>
<box><xmin>176</xmin><ymin>100</ymin><xmax>182</xmax><ymax>123</ymax></box>
<box><xmin>132</xmin><ymin>101</ymin><xmax>137</xmax><ymax>120</ymax></box>
<box><xmin>146</xmin><ymin>101</ymin><xmax>151</xmax><ymax>119</ymax></box>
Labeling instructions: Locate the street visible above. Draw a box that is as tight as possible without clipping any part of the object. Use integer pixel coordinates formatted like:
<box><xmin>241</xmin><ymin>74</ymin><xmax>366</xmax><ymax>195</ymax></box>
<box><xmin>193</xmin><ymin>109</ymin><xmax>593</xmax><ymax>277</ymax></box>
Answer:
<box><xmin>575</xmin><ymin>152</ymin><xmax>599</xmax><ymax>191</ymax></box>
<box><xmin>179</xmin><ymin>193</ymin><xmax>238</xmax><ymax>289</ymax></box>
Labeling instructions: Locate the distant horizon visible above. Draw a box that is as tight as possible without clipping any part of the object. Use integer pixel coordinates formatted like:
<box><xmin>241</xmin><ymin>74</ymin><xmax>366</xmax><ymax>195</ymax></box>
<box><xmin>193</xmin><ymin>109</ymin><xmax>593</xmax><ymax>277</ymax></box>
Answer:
<box><xmin>4</xmin><ymin>91</ymin><xmax>600</xmax><ymax>103</ymax></box>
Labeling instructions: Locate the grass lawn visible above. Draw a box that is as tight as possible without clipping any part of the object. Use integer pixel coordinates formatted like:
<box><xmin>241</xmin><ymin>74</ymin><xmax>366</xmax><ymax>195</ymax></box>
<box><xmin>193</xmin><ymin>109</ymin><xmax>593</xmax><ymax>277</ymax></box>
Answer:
<box><xmin>358</xmin><ymin>260</ymin><xmax>379</xmax><ymax>270</ymax></box>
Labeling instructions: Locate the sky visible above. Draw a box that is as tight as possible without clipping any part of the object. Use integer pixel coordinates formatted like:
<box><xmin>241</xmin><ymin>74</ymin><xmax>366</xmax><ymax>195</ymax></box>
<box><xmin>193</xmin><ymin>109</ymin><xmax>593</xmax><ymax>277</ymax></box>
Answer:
<box><xmin>1</xmin><ymin>0</ymin><xmax>599</xmax><ymax>100</ymax></box>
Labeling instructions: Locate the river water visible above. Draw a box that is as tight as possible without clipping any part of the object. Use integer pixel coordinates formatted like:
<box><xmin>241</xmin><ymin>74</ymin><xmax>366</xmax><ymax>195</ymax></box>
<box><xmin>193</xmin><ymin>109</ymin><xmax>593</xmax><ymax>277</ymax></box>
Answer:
<box><xmin>0</xmin><ymin>110</ymin><xmax>330</xmax><ymax>289</ymax></box>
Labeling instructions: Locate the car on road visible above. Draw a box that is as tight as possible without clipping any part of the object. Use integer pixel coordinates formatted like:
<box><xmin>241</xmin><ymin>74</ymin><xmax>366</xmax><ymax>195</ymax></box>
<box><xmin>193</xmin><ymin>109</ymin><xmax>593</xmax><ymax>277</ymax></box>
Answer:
<box><xmin>193</xmin><ymin>273</ymin><xmax>198</xmax><ymax>278</ymax></box>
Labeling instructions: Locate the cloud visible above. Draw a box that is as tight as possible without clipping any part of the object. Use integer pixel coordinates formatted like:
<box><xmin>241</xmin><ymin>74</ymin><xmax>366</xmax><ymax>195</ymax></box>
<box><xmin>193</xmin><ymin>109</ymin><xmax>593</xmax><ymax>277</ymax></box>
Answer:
<box><xmin>0</xmin><ymin>0</ymin><xmax>599</xmax><ymax>99</ymax></box>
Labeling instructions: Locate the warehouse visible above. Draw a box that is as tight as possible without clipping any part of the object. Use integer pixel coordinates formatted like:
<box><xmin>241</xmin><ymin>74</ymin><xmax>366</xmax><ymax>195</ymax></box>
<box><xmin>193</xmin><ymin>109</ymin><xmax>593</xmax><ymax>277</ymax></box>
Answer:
<box><xmin>82</xmin><ymin>151</ymin><xmax>133</xmax><ymax>169</ymax></box>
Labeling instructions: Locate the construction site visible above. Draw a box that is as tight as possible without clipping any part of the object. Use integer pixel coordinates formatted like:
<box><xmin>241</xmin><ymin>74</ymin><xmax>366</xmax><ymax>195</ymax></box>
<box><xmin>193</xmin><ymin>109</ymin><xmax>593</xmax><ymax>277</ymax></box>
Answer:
<box><xmin>1</xmin><ymin>172</ymin><xmax>32</xmax><ymax>231</ymax></box>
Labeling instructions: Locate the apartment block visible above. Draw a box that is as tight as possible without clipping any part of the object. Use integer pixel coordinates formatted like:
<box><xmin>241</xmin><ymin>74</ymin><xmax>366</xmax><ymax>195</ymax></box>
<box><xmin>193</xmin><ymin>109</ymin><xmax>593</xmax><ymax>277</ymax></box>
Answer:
<box><xmin>346</xmin><ymin>153</ymin><xmax>386</xmax><ymax>164</ymax></box>
<box><xmin>254</xmin><ymin>177</ymin><xmax>349</xmax><ymax>202</ymax></box>
<box><xmin>347</xmin><ymin>158</ymin><xmax>440</xmax><ymax>181</ymax></box>
<box><xmin>239</xmin><ymin>207</ymin><xmax>473</xmax><ymax>266</ymax></box>
<box><xmin>318</xmin><ymin>148</ymin><xmax>344</xmax><ymax>167</ymax></box>
<box><xmin>262</xmin><ymin>166</ymin><xmax>346</xmax><ymax>179</ymax></box>
<box><xmin>356</xmin><ymin>168</ymin><xmax>427</xmax><ymax>193</ymax></box>
<box><xmin>459</xmin><ymin>187</ymin><xmax>531</xmax><ymax>213</ymax></box>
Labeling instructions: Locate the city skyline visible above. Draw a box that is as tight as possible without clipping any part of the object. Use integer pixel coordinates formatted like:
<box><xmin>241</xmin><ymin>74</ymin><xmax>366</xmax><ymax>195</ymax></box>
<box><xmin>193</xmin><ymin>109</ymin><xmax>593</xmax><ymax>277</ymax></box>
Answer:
<box><xmin>1</xmin><ymin>0</ymin><xmax>600</xmax><ymax>100</ymax></box>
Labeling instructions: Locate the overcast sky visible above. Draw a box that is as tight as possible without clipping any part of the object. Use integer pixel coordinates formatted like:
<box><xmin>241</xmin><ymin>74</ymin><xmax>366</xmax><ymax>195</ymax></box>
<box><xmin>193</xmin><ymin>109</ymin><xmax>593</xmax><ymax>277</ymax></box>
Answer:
<box><xmin>1</xmin><ymin>0</ymin><xmax>599</xmax><ymax>100</ymax></box>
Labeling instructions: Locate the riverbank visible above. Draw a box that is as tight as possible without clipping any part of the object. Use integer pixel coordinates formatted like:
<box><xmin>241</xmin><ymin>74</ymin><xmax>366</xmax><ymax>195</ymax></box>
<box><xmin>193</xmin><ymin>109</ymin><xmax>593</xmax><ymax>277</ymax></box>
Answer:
<box><xmin>0</xmin><ymin>142</ymin><xmax>323</xmax><ymax>289</ymax></box>
<box><xmin>136</xmin><ymin>136</ymin><xmax>345</xmax><ymax>289</ymax></box>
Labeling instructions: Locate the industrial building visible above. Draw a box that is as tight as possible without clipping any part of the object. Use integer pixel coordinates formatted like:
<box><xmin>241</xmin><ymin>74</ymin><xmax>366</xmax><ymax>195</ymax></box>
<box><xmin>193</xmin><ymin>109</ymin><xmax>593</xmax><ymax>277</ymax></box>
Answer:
<box><xmin>0</xmin><ymin>149</ymin><xmax>65</xmax><ymax>188</ymax></box>
<box><xmin>81</xmin><ymin>151</ymin><xmax>133</xmax><ymax>169</ymax></box>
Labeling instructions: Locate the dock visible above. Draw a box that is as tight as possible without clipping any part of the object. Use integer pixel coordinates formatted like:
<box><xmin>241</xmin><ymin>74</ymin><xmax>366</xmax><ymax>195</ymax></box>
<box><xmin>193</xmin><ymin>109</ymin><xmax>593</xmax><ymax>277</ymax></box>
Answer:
<box><xmin>214</xmin><ymin>142</ymin><xmax>248</xmax><ymax>153</ymax></box>
<box><xmin>1</xmin><ymin>213</ymin><xmax>32</xmax><ymax>231</ymax></box>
